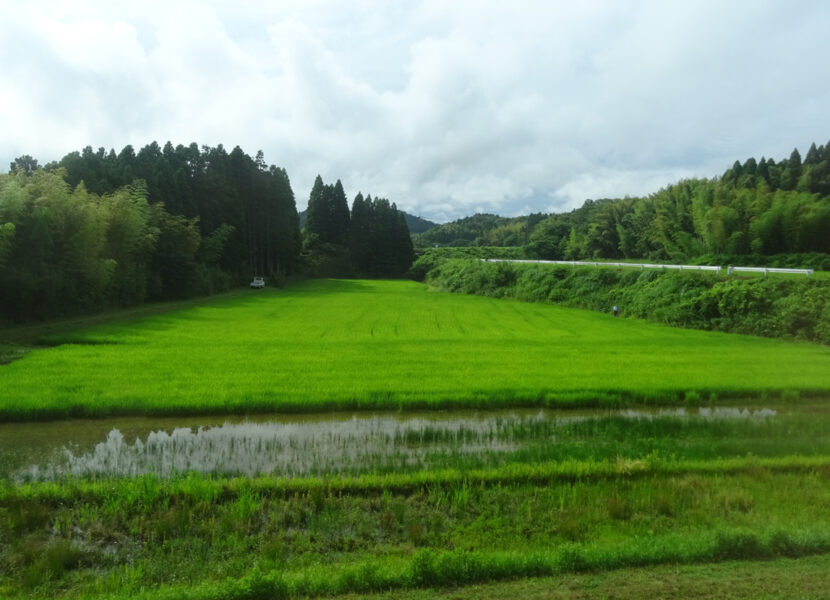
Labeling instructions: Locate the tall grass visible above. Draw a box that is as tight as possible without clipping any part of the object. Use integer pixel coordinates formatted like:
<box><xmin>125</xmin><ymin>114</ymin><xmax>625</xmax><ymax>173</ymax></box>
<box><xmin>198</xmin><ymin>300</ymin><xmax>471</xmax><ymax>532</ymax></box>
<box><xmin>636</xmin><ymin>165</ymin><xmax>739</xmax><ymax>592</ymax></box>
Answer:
<box><xmin>1</xmin><ymin>279</ymin><xmax>829</xmax><ymax>420</ymax></box>
<box><xmin>4</xmin><ymin>466</ymin><xmax>830</xmax><ymax>598</ymax></box>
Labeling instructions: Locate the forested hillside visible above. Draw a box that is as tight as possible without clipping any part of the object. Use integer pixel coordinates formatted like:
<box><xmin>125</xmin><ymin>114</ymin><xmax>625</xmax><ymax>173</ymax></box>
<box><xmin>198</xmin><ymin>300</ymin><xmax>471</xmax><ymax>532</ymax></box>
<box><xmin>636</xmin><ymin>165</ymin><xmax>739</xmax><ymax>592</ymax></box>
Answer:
<box><xmin>403</xmin><ymin>212</ymin><xmax>438</xmax><ymax>234</ymax></box>
<box><xmin>414</xmin><ymin>213</ymin><xmax>534</xmax><ymax>247</ymax></box>
<box><xmin>528</xmin><ymin>143</ymin><xmax>830</xmax><ymax>262</ymax></box>
<box><xmin>417</xmin><ymin>142</ymin><xmax>830</xmax><ymax>266</ymax></box>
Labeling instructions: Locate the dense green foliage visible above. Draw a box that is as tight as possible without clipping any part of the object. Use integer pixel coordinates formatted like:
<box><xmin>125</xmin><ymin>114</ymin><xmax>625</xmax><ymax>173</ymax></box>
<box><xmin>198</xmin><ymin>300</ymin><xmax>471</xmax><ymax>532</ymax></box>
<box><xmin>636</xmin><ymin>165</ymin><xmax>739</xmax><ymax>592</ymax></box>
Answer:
<box><xmin>47</xmin><ymin>144</ymin><xmax>302</xmax><ymax>278</ymax></box>
<box><xmin>349</xmin><ymin>193</ymin><xmax>414</xmax><ymax>274</ymax></box>
<box><xmin>420</xmin><ymin>257</ymin><xmax>830</xmax><ymax>344</ymax></box>
<box><xmin>526</xmin><ymin>173</ymin><xmax>830</xmax><ymax>262</ymax></box>
<box><xmin>2</xmin><ymin>145</ymin><xmax>301</xmax><ymax>320</ymax></box>
<box><xmin>412</xmin><ymin>143</ymin><xmax>830</xmax><ymax>270</ymax></box>
<box><xmin>304</xmin><ymin>176</ymin><xmax>351</xmax><ymax>246</ymax></box>
<box><xmin>2</xmin><ymin>143</ymin><xmax>421</xmax><ymax>322</ymax></box>
<box><xmin>1</xmin><ymin>279</ymin><xmax>829</xmax><ymax>420</ymax></box>
<box><xmin>413</xmin><ymin>213</ymin><xmax>545</xmax><ymax>248</ymax></box>
<box><xmin>302</xmin><ymin>177</ymin><xmax>414</xmax><ymax>276</ymax></box>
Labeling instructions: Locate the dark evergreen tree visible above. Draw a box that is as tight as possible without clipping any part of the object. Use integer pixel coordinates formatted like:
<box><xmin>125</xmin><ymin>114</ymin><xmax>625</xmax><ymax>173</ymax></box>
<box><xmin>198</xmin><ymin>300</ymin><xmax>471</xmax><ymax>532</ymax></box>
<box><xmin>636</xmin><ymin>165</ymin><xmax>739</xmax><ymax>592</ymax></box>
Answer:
<box><xmin>804</xmin><ymin>142</ymin><xmax>820</xmax><ymax>165</ymax></box>
<box><xmin>329</xmin><ymin>179</ymin><xmax>351</xmax><ymax>245</ymax></box>
<box><xmin>304</xmin><ymin>175</ymin><xmax>326</xmax><ymax>246</ymax></box>
<box><xmin>757</xmin><ymin>157</ymin><xmax>770</xmax><ymax>183</ymax></box>
<box><xmin>349</xmin><ymin>192</ymin><xmax>372</xmax><ymax>271</ymax></box>
<box><xmin>730</xmin><ymin>160</ymin><xmax>743</xmax><ymax>181</ymax></box>
<box><xmin>393</xmin><ymin>205</ymin><xmax>415</xmax><ymax>272</ymax></box>
<box><xmin>780</xmin><ymin>148</ymin><xmax>803</xmax><ymax>190</ymax></box>
<box><xmin>303</xmin><ymin>176</ymin><xmax>351</xmax><ymax>248</ymax></box>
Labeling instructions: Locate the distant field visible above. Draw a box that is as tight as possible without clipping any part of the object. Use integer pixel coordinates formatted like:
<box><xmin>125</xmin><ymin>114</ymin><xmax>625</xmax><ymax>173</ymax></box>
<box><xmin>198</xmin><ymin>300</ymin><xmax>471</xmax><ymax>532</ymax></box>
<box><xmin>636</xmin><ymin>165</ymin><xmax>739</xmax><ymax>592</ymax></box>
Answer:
<box><xmin>1</xmin><ymin>279</ymin><xmax>829</xmax><ymax>420</ymax></box>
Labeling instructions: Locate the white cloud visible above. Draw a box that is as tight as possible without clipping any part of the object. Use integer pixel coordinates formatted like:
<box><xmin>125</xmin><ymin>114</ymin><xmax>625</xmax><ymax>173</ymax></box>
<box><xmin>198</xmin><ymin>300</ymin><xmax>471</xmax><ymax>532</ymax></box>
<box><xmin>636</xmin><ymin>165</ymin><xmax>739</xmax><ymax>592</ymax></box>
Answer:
<box><xmin>1</xmin><ymin>0</ymin><xmax>829</xmax><ymax>221</ymax></box>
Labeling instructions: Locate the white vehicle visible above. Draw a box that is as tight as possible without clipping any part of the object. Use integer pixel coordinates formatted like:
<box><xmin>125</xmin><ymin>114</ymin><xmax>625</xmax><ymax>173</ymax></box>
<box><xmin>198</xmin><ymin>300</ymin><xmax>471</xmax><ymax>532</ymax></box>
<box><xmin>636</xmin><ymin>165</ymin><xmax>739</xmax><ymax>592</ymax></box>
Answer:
<box><xmin>249</xmin><ymin>277</ymin><xmax>265</xmax><ymax>289</ymax></box>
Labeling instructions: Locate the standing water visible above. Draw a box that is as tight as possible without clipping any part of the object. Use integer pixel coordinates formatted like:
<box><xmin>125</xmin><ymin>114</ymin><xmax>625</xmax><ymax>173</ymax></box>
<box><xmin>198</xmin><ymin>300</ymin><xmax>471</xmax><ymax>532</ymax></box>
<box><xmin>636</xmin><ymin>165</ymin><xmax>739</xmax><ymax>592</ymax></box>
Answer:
<box><xmin>1</xmin><ymin>407</ymin><xmax>777</xmax><ymax>482</ymax></box>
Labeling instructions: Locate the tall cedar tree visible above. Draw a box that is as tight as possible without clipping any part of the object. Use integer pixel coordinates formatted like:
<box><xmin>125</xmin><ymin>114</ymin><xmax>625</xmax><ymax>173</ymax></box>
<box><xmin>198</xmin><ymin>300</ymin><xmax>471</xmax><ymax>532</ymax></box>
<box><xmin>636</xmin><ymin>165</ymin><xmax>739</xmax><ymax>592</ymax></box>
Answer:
<box><xmin>304</xmin><ymin>175</ymin><xmax>326</xmax><ymax>244</ymax></box>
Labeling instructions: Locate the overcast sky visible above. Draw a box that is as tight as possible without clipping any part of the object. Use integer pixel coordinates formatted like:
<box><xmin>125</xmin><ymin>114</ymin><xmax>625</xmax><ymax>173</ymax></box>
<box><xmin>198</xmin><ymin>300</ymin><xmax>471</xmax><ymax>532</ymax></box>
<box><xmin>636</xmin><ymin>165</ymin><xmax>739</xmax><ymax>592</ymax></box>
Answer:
<box><xmin>2</xmin><ymin>1</ymin><xmax>828</xmax><ymax>222</ymax></box>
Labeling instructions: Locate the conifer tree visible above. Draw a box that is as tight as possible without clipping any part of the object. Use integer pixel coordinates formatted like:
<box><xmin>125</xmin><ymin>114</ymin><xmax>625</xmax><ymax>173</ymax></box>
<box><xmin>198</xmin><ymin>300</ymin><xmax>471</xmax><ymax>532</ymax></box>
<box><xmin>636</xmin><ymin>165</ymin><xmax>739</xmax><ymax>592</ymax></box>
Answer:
<box><xmin>804</xmin><ymin>142</ymin><xmax>820</xmax><ymax>165</ymax></box>
<box><xmin>757</xmin><ymin>157</ymin><xmax>770</xmax><ymax>183</ymax></box>
<box><xmin>789</xmin><ymin>147</ymin><xmax>803</xmax><ymax>178</ymax></box>
<box><xmin>349</xmin><ymin>192</ymin><xmax>372</xmax><ymax>271</ymax></box>
<box><xmin>304</xmin><ymin>175</ymin><xmax>326</xmax><ymax>244</ymax></box>
<box><xmin>329</xmin><ymin>179</ymin><xmax>351</xmax><ymax>245</ymax></box>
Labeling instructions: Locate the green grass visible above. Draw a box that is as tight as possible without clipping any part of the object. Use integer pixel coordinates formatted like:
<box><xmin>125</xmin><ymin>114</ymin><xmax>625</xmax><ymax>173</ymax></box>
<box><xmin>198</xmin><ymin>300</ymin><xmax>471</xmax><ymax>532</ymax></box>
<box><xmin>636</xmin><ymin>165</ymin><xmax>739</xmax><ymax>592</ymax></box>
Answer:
<box><xmin>4</xmin><ymin>463</ymin><xmax>830</xmax><ymax>598</ymax></box>
<box><xmin>340</xmin><ymin>554</ymin><xmax>830</xmax><ymax>599</ymax></box>
<box><xmin>1</xmin><ymin>279</ymin><xmax>829</xmax><ymax>420</ymax></box>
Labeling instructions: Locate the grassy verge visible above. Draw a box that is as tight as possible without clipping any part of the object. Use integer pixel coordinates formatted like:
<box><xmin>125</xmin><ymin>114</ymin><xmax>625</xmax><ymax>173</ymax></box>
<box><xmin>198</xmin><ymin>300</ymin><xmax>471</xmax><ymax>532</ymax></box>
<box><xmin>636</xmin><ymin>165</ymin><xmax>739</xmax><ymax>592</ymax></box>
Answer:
<box><xmin>1</xmin><ymin>279</ymin><xmax>829</xmax><ymax>420</ymax></box>
<box><xmin>3</xmin><ymin>465</ymin><xmax>830</xmax><ymax>598</ymax></box>
<box><xmin>340</xmin><ymin>554</ymin><xmax>830</xmax><ymax>600</ymax></box>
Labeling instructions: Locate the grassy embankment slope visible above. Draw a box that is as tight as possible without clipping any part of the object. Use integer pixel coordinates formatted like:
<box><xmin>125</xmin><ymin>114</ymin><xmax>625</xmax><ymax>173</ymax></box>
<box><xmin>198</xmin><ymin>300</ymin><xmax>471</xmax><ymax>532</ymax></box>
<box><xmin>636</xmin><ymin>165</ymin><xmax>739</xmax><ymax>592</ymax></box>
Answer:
<box><xmin>415</xmin><ymin>251</ymin><xmax>830</xmax><ymax>344</ymax></box>
<box><xmin>1</xmin><ymin>279</ymin><xmax>830</xmax><ymax>420</ymax></box>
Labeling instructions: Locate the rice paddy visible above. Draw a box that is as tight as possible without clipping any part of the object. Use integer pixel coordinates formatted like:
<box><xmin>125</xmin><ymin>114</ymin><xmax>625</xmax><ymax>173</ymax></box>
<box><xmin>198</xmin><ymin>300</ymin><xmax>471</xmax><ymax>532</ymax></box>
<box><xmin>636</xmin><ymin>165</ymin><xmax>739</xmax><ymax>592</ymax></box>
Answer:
<box><xmin>1</xmin><ymin>279</ymin><xmax>829</xmax><ymax>420</ymax></box>
<box><xmin>2</xmin><ymin>278</ymin><xmax>830</xmax><ymax>599</ymax></box>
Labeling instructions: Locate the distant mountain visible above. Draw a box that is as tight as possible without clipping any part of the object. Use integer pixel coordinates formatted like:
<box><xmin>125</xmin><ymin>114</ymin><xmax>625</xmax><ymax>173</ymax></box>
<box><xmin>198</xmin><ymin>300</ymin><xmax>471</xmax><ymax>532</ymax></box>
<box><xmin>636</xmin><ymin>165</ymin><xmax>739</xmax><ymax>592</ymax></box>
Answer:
<box><xmin>412</xmin><ymin>213</ymin><xmax>543</xmax><ymax>247</ymax></box>
<box><xmin>298</xmin><ymin>209</ymin><xmax>438</xmax><ymax>234</ymax></box>
<box><xmin>403</xmin><ymin>213</ymin><xmax>439</xmax><ymax>234</ymax></box>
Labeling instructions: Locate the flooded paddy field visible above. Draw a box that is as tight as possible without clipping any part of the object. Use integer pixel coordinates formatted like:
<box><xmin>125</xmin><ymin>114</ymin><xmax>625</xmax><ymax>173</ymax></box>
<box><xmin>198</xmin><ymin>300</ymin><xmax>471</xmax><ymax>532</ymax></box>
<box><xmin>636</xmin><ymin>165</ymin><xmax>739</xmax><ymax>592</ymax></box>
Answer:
<box><xmin>5</xmin><ymin>404</ymin><xmax>824</xmax><ymax>482</ymax></box>
<box><xmin>3</xmin><ymin>402</ymin><xmax>830</xmax><ymax>600</ymax></box>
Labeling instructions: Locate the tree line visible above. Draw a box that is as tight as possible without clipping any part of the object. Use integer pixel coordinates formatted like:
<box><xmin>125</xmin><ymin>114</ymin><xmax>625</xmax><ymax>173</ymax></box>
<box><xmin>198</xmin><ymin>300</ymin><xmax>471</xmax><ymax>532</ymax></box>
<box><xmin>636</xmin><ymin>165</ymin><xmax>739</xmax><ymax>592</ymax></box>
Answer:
<box><xmin>1</xmin><ymin>144</ymin><xmax>412</xmax><ymax>322</ymax></box>
<box><xmin>2</xmin><ymin>143</ymin><xmax>302</xmax><ymax>320</ymax></box>
<box><xmin>303</xmin><ymin>175</ymin><xmax>413</xmax><ymax>276</ymax></box>
<box><xmin>416</xmin><ymin>142</ymin><xmax>830</xmax><ymax>266</ymax></box>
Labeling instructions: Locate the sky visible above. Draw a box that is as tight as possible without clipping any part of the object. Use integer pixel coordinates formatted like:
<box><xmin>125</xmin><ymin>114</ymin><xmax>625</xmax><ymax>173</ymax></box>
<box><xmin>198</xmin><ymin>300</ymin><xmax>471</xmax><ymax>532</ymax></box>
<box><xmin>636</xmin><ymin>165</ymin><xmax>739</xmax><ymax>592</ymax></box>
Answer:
<box><xmin>1</xmin><ymin>1</ymin><xmax>829</xmax><ymax>222</ymax></box>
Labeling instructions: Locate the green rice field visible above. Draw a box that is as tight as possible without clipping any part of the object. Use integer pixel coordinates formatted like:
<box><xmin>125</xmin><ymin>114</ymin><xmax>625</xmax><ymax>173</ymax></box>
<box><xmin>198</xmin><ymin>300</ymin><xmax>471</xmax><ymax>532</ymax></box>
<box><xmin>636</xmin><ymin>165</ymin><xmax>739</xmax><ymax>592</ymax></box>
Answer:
<box><xmin>2</xmin><ymin>279</ymin><xmax>830</xmax><ymax>599</ymax></box>
<box><xmin>1</xmin><ymin>279</ymin><xmax>829</xmax><ymax>420</ymax></box>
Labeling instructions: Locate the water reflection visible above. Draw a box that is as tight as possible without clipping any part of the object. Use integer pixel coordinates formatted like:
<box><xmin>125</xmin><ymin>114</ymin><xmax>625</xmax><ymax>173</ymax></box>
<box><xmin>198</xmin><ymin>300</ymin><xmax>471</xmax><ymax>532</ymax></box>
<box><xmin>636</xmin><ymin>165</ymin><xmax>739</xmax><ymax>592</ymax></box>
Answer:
<box><xmin>11</xmin><ymin>407</ymin><xmax>777</xmax><ymax>482</ymax></box>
